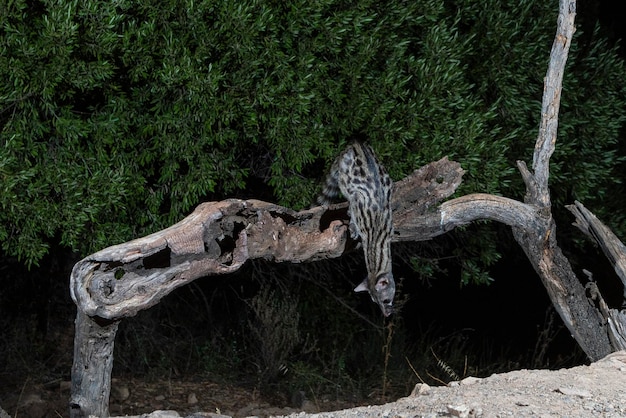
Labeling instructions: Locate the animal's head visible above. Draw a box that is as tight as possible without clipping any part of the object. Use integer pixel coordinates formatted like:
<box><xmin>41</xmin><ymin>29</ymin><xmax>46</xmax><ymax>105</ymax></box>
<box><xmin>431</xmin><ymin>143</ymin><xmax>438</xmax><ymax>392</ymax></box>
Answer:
<box><xmin>354</xmin><ymin>273</ymin><xmax>396</xmax><ymax>317</ymax></box>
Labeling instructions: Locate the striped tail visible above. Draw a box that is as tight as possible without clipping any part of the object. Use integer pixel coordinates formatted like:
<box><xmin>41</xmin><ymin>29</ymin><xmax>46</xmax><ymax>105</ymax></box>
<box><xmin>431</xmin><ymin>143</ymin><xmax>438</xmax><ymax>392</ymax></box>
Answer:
<box><xmin>316</xmin><ymin>169</ymin><xmax>342</xmax><ymax>206</ymax></box>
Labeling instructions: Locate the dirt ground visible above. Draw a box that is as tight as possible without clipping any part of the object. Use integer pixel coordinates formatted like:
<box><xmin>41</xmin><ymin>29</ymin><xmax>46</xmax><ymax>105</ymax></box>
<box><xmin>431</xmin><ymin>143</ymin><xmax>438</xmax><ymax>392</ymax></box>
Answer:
<box><xmin>3</xmin><ymin>351</ymin><xmax>625</xmax><ymax>418</ymax></box>
<box><xmin>273</xmin><ymin>350</ymin><xmax>626</xmax><ymax>418</ymax></box>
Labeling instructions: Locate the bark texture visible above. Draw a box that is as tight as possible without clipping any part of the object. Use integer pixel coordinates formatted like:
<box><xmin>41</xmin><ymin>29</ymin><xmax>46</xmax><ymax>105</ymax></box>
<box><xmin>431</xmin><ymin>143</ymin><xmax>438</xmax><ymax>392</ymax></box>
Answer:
<box><xmin>567</xmin><ymin>201</ymin><xmax>626</xmax><ymax>350</ymax></box>
<box><xmin>509</xmin><ymin>0</ymin><xmax>614</xmax><ymax>361</ymax></box>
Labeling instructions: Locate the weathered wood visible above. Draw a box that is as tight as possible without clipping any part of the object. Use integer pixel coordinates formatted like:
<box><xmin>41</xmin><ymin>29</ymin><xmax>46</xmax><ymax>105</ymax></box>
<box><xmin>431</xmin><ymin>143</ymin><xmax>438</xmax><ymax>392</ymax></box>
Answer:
<box><xmin>509</xmin><ymin>0</ymin><xmax>614</xmax><ymax>361</ymax></box>
<box><xmin>567</xmin><ymin>201</ymin><xmax>626</xmax><ymax>350</ymax></box>
<box><xmin>568</xmin><ymin>201</ymin><xmax>626</xmax><ymax>299</ymax></box>
<box><xmin>512</xmin><ymin>219</ymin><xmax>612</xmax><ymax>361</ymax></box>
<box><xmin>531</xmin><ymin>0</ymin><xmax>577</xmax><ymax>207</ymax></box>
<box><xmin>67</xmin><ymin>155</ymin><xmax>578</xmax><ymax>324</ymax></box>
<box><xmin>68</xmin><ymin>158</ymin><xmax>468</xmax><ymax>417</ymax></box>
<box><xmin>67</xmin><ymin>163</ymin><xmax>621</xmax><ymax>417</ymax></box>
<box><xmin>69</xmin><ymin>310</ymin><xmax>118</xmax><ymax>417</ymax></box>
<box><xmin>395</xmin><ymin>192</ymin><xmax>541</xmax><ymax>241</ymax></box>
<box><xmin>585</xmin><ymin>278</ymin><xmax>626</xmax><ymax>351</ymax></box>
<box><xmin>69</xmin><ymin>158</ymin><xmax>464</xmax><ymax>322</ymax></box>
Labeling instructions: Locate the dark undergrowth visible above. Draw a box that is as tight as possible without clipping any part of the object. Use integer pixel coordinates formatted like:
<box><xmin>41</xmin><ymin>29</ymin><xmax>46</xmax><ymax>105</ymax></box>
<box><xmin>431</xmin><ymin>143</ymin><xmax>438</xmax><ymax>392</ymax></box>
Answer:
<box><xmin>0</xmin><ymin>247</ymin><xmax>587</xmax><ymax>413</ymax></box>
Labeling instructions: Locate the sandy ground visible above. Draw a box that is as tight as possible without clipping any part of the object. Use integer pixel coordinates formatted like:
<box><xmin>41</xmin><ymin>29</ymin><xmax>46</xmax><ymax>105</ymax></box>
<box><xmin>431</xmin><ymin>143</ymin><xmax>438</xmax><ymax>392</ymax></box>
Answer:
<box><xmin>275</xmin><ymin>350</ymin><xmax>626</xmax><ymax>418</ymax></box>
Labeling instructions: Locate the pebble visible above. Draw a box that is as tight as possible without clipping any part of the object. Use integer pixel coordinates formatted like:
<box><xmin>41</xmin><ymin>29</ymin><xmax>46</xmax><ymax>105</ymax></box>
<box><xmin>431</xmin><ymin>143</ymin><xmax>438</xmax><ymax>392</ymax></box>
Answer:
<box><xmin>460</xmin><ymin>376</ymin><xmax>482</xmax><ymax>386</ymax></box>
<box><xmin>556</xmin><ymin>387</ymin><xmax>593</xmax><ymax>398</ymax></box>
<box><xmin>446</xmin><ymin>404</ymin><xmax>469</xmax><ymax>418</ymax></box>
<box><xmin>410</xmin><ymin>383</ymin><xmax>431</xmax><ymax>396</ymax></box>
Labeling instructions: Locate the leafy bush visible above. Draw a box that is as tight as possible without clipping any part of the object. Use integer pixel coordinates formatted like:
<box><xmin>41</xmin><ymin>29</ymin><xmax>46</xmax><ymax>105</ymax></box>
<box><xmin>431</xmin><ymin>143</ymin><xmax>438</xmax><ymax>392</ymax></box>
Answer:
<box><xmin>2</xmin><ymin>0</ymin><xmax>625</xmax><ymax>271</ymax></box>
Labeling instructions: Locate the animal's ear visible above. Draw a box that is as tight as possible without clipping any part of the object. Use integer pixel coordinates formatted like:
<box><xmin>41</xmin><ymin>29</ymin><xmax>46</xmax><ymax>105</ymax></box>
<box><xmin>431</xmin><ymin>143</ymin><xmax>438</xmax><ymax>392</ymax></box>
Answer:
<box><xmin>354</xmin><ymin>279</ymin><xmax>369</xmax><ymax>293</ymax></box>
<box><xmin>375</xmin><ymin>276</ymin><xmax>389</xmax><ymax>291</ymax></box>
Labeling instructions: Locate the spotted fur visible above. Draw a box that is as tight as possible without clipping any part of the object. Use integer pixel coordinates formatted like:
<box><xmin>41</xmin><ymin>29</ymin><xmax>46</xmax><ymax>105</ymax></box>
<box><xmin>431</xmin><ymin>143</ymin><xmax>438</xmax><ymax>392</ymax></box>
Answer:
<box><xmin>317</xmin><ymin>142</ymin><xmax>395</xmax><ymax>316</ymax></box>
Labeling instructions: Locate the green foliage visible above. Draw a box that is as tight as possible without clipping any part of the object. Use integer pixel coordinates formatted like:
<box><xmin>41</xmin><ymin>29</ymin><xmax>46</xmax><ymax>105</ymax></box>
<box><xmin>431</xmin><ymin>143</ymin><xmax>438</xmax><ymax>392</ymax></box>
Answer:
<box><xmin>555</xmin><ymin>28</ymin><xmax>626</xmax><ymax>222</ymax></box>
<box><xmin>2</xmin><ymin>0</ymin><xmax>626</xmax><ymax>275</ymax></box>
<box><xmin>444</xmin><ymin>0</ymin><xmax>626</xmax><ymax>278</ymax></box>
<box><xmin>452</xmin><ymin>0</ymin><xmax>626</xmax><ymax>212</ymax></box>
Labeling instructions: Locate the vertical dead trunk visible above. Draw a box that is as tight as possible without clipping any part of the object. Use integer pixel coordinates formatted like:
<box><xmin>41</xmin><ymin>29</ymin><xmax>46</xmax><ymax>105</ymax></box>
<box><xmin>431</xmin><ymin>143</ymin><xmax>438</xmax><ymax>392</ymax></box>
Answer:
<box><xmin>69</xmin><ymin>311</ymin><xmax>118</xmax><ymax>418</ymax></box>
<box><xmin>512</xmin><ymin>220</ymin><xmax>611</xmax><ymax>360</ymax></box>
<box><xmin>508</xmin><ymin>0</ymin><xmax>614</xmax><ymax>361</ymax></box>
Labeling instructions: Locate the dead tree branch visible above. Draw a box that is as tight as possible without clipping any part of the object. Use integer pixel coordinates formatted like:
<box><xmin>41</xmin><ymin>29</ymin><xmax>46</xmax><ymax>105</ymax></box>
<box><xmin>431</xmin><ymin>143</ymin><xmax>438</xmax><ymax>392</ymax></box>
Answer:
<box><xmin>568</xmin><ymin>201</ymin><xmax>626</xmax><ymax>295</ymax></box>
<box><xmin>511</xmin><ymin>0</ymin><xmax>613</xmax><ymax>362</ymax></box>
<box><xmin>69</xmin><ymin>157</ymin><xmax>466</xmax><ymax>417</ymax></box>
<box><xmin>69</xmin><ymin>158</ymin><xmax>464</xmax><ymax>322</ymax></box>
<box><xmin>567</xmin><ymin>201</ymin><xmax>626</xmax><ymax>350</ymax></box>
<box><xmin>530</xmin><ymin>0</ymin><xmax>577</xmax><ymax>207</ymax></box>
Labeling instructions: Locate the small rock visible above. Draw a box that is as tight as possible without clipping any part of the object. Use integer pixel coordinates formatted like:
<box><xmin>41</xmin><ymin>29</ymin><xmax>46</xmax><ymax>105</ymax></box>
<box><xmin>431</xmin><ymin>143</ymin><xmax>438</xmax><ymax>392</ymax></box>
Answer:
<box><xmin>187</xmin><ymin>392</ymin><xmax>198</xmax><ymax>404</ymax></box>
<box><xmin>236</xmin><ymin>402</ymin><xmax>266</xmax><ymax>417</ymax></box>
<box><xmin>111</xmin><ymin>384</ymin><xmax>130</xmax><ymax>401</ymax></box>
<box><xmin>471</xmin><ymin>406</ymin><xmax>483</xmax><ymax>416</ymax></box>
<box><xmin>556</xmin><ymin>387</ymin><xmax>592</xmax><ymax>398</ymax></box>
<box><xmin>0</xmin><ymin>406</ymin><xmax>10</xmax><ymax>418</ymax></box>
<box><xmin>447</xmin><ymin>404</ymin><xmax>470</xmax><ymax>418</ymax></box>
<box><xmin>460</xmin><ymin>376</ymin><xmax>482</xmax><ymax>386</ymax></box>
<box><xmin>410</xmin><ymin>383</ymin><xmax>431</xmax><ymax>396</ymax></box>
<box><xmin>155</xmin><ymin>394</ymin><xmax>166</xmax><ymax>401</ymax></box>
<box><xmin>20</xmin><ymin>393</ymin><xmax>44</xmax><ymax>405</ymax></box>
<box><xmin>301</xmin><ymin>400</ymin><xmax>318</xmax><ymax>412</ymax></box>
<box><xmin>19</xmin><ymin>393</ymin><xmax>47</xmax><ymax>418</ymax></box>
<box><xmin>144</xmin><ymin>411</ymin><xmax>180</xmax><ymax>418</ymax></box>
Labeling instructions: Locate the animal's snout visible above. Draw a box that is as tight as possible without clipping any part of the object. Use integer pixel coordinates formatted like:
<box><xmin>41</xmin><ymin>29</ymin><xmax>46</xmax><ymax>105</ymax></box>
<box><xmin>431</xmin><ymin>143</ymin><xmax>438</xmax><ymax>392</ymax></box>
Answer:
<box><xmin>382</xmin><ymin>302</ymin><xmax>394</xmax><ymax>317</ymax></box>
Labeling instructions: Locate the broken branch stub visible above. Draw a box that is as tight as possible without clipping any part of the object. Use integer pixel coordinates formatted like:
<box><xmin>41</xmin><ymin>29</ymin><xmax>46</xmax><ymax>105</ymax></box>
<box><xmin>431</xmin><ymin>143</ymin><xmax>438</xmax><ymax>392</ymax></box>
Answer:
<box><xmin>568</xmin><ymin>200</ymin><xmax>626</xmax><ymax>295</ymax></box>
<box><xmin>567</xmin><ymin>200</ymin><xmax>626</xmax><ymax>351</ymax></box>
